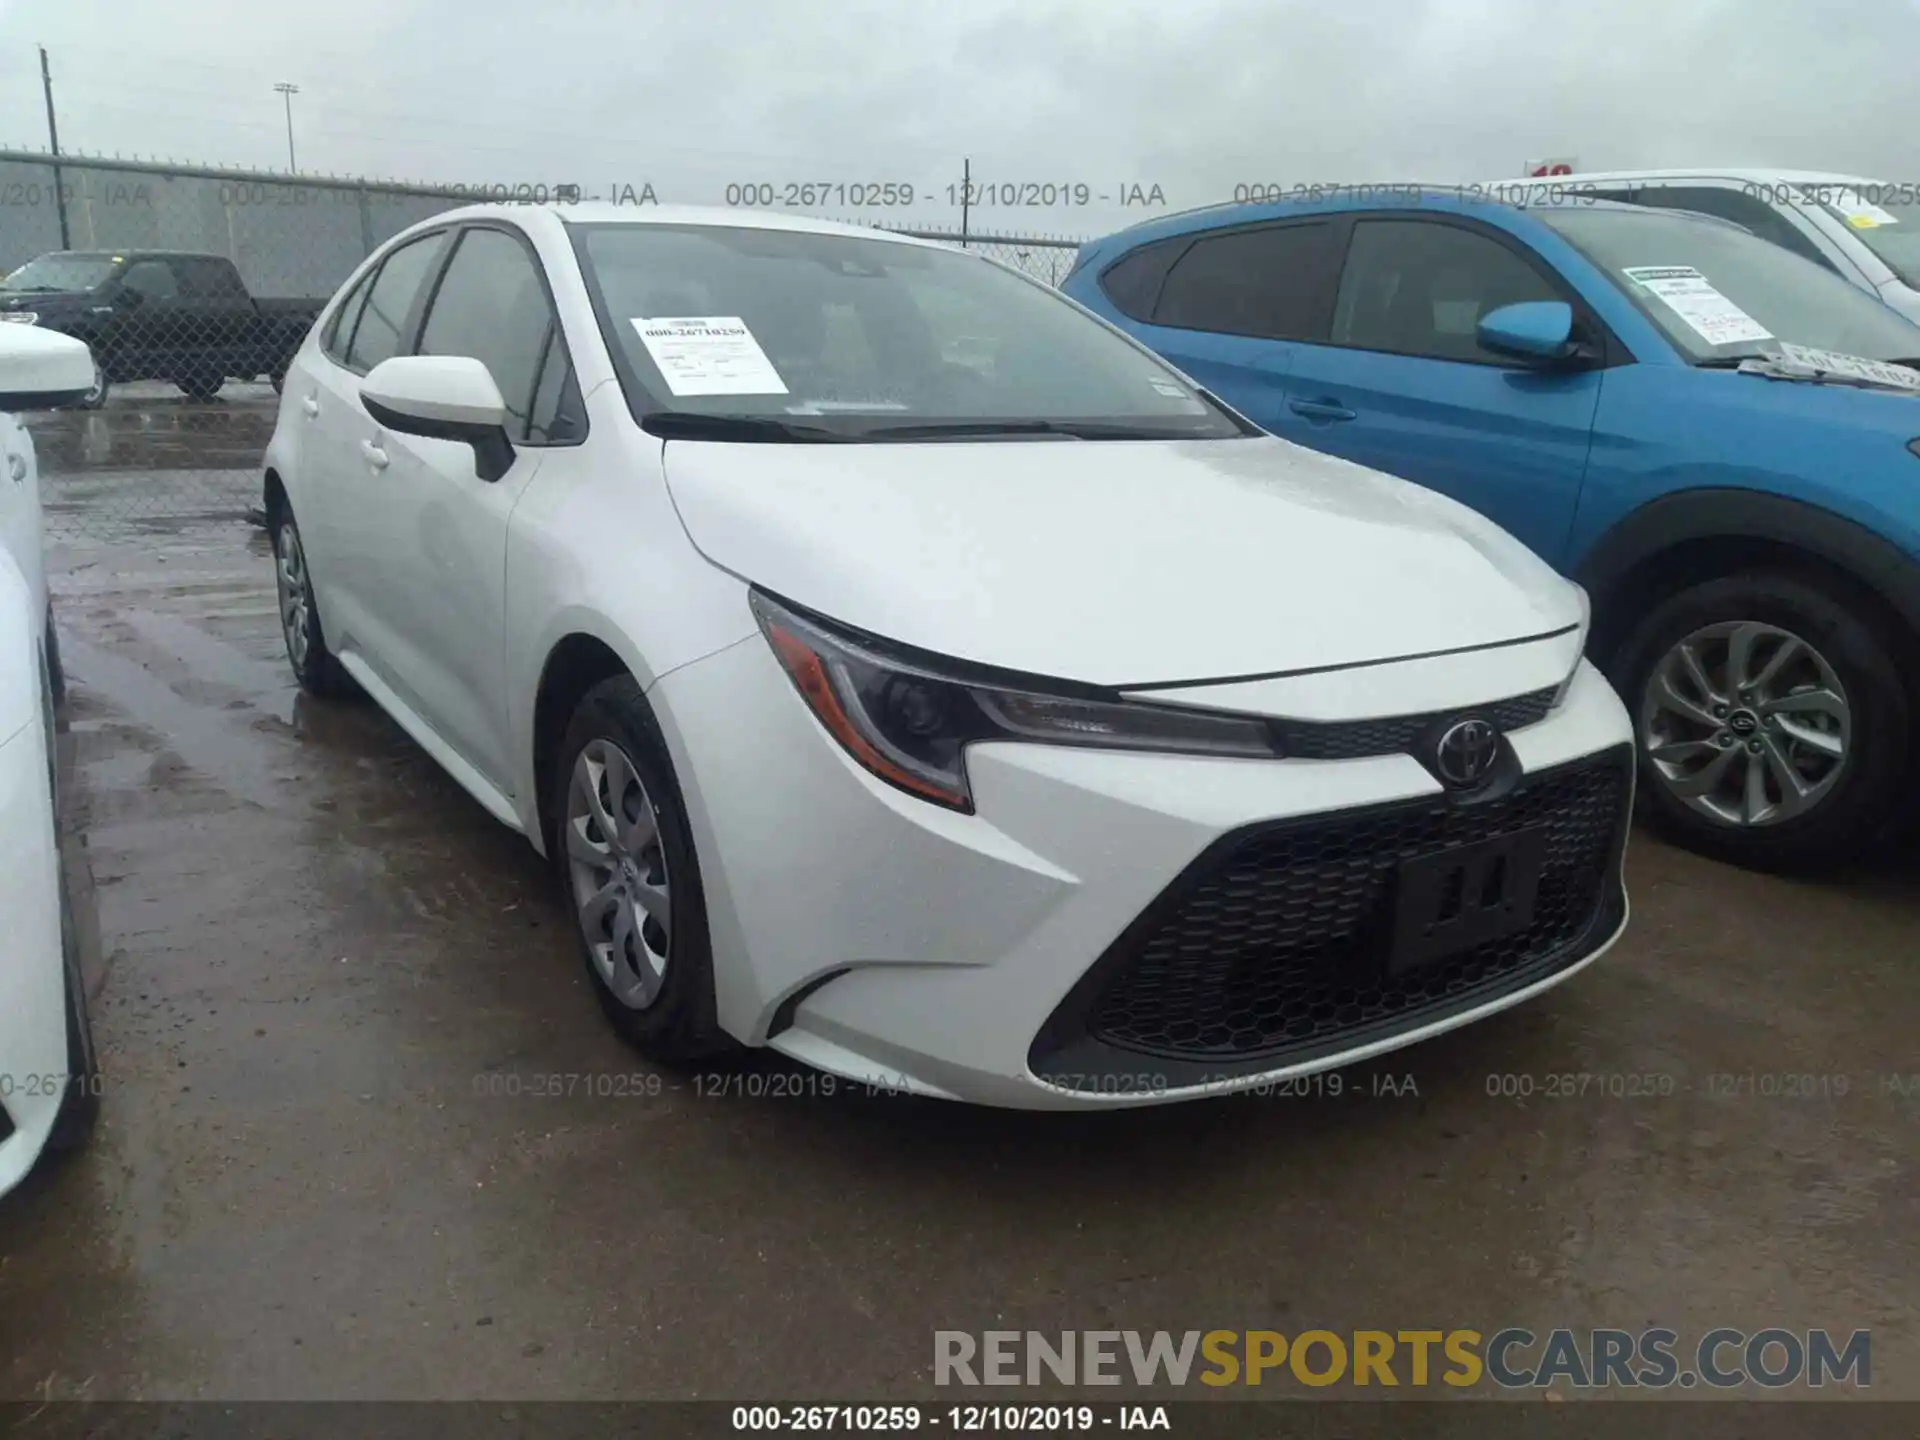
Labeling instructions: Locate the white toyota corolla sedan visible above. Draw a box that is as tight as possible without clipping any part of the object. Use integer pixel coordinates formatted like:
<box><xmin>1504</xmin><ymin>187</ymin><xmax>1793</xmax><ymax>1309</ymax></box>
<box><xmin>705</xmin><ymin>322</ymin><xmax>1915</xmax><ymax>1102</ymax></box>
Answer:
<box><xmin>264</xmin><ymin>204</ymin><xmax>1635</xmax><ymax>1108</ymax></box>
<box><xmin>0</xmin><ymin>323</ymin><xmax>99</xmax><ymax>1194</ymax></box>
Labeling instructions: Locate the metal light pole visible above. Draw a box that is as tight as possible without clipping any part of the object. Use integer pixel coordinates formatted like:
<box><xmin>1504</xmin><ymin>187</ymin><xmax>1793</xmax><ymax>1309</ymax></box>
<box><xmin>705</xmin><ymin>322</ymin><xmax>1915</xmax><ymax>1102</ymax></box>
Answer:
<box><xmin>40</xmin><ymin>46</ymin><xmax>70</xmax><ymax>247</ymax></box>
<box><xmin>273</xmin><ymin>82</ymin><xmax>299</xmax><ymax>172</ymax></box>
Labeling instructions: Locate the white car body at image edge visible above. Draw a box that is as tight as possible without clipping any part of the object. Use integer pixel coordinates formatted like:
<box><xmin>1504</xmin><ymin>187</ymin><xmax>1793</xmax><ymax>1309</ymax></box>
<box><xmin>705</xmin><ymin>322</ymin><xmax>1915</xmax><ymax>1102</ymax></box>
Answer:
<box><xmin>1498</xmin><ymin>168</ymin><xmax>1920</xmax><ymax>323</ymax></box>
<box><xmin>0</xmin><ymin>324</ymin><xmax>99</xmax><ymax>1196</ymax></box>
<box><xmin>264</xmin><ymin>203</ymin><xmax>1635</xmax><ymax>1109</ymax></box>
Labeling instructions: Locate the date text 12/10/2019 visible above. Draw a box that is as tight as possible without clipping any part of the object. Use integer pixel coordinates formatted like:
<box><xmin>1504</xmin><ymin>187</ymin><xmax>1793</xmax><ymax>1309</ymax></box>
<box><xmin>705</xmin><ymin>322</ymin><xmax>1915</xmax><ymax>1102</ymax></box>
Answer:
<box><xmin>718</xmin><ymin>182</ymin><xmax>1168</xmax><ymax>210</ymax></box>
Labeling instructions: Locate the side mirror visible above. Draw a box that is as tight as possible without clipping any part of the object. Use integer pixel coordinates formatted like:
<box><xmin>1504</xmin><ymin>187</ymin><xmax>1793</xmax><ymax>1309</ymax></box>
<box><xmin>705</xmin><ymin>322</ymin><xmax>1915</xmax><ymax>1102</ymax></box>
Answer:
<box><xmin>116</xmin><ymin>286</ymin><xmax>144</xmax><ymax>308</ymax></box>
<box><xmin>360</xmin><ymin>356</ymin><xmax>515</xmax><ymax>482</ymax></box>
<box><xmin>0</xmin><ymin>324</ymin><xmax>97</xmax><ymax>409</ymax></box>
<box><xmin>1477</xmin><ymin>301</ymin><xmax>1582</xmax><ymax>366</ymax></box>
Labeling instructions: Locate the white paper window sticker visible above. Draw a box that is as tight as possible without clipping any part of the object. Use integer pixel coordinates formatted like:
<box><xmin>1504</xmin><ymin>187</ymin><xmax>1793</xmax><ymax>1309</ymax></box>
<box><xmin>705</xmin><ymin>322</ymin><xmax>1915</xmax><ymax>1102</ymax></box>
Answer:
<box><xmin>1621</xmin><ymin>266</ymin><xmax>1773</xmax><ymax>348</ymax></box>
<box><xmin>1832</xmin><ymin>190</ymin><xmax>1900</xmax><ymax>229</ymax></box>
<box><xmin>630</xmin><ymin>316</ymin><xmax>788</xmax><ymax>396</ymax></box>
<box><xmin>1148</xmin><ymin>375</ymin><xmax>1208</xmax><ymax>412</ymax></box>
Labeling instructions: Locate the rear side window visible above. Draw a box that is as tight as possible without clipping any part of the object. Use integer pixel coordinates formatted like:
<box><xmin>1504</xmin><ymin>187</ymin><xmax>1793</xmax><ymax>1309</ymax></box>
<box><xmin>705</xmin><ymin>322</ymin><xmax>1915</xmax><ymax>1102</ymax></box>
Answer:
<box><xmin>1330</xmin><ymin>219</ymin><xmax>1562</xmax><ymax>365</ymax></box>
<box><xmin>344</xmin><ymin>232</ymin><xmax>450</xmax><ymax>374</ymax></box>
<box><xmin>1150</xmin><ymin>223</ymin><xmax>1335</xmax><ymax>340</ymax></box>
<box><xmin>416</xmin><ymin>227</ymin><xmax>570</xmax><ymax>444</ymax></box>
<box><xmin>322</xmin><ymin>269</ymin><xmax>374</xmax><ymax>364</ymax></box>
<box><xmin>1097</xmin><ymin>237</ymin><xmax>1189</xmax><ymax>321</ymax></box>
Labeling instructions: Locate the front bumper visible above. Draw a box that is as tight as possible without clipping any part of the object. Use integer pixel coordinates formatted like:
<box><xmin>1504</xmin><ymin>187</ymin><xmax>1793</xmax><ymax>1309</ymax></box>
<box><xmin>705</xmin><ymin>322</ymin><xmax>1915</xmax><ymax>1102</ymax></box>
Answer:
<box><xmin>0</xmin><ymin>716</ymin><xmax>69</xmax><ymax>1194</ymax></box>
<box><xmin>652</xmin><ymin>638</ymin><xmax>1633</xmax><ymax>1110</ymax></box>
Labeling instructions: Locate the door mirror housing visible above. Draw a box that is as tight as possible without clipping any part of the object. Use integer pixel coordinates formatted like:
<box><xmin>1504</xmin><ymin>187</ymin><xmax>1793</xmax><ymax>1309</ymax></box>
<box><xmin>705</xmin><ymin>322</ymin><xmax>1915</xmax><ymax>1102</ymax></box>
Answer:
<box><xmin>0</xmin><ymin>324</ymin><xmax>98</xmax><ymax>409</ymax></box>
<box><xmin>360</xmin><ymin>356</ymin><xmax>515</xmax><ymax>482</ymax></box>
<box><xmin>1477</xmin><ymin>301</ymin><xmax>1584</xmax><ymax>366</ymax></box>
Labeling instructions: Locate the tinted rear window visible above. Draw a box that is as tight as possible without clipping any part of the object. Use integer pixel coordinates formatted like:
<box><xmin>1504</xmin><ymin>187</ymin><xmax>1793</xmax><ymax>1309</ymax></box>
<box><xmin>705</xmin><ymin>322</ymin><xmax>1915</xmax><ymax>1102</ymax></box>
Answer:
<box><xmin>1151</xmin><ymin>223</ymin><xmax>1335</xmax><ymax>340</ymax></box>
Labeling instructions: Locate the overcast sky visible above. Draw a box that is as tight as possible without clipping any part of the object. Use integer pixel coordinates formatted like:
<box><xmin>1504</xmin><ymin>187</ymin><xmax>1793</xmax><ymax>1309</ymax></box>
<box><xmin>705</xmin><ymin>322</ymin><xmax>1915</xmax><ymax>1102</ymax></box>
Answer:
<box><xmin>3</xmin><ymin>0</ymin><xmax>1919</xmax><ymax>234</ymax></box>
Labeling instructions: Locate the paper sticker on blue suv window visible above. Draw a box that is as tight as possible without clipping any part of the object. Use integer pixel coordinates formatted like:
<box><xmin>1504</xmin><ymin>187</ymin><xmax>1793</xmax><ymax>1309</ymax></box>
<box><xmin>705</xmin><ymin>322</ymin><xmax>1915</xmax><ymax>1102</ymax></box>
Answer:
<box><xmin>1621</xmin><ymin>266</ymin><xmax>1772</xmax><ymax>348</ymax></box>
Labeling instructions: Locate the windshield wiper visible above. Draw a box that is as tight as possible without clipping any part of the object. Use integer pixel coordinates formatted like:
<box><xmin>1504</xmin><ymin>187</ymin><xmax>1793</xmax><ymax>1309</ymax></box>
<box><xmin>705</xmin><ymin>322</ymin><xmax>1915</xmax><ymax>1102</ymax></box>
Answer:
<box><xmin>639</xmin><ymin>411</ymin><xmax>852</xmax><ymax>443</ymax></box>
<box><xmin>859</xmin><ymin>419</ymin><xmax>1202</xmax><ymax>441</ymax></box>
<box><xmin>2</xmin><ymin>285</ymin><xmax>66</xmax><ymax>294</ymax></box>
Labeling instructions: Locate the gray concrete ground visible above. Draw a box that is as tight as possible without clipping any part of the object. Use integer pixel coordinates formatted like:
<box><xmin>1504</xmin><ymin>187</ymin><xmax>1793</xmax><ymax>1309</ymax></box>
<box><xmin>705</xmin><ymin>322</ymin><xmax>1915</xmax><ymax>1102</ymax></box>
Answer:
<box><xmin>0</xmin><ymin>389</ymin><xmax>1914</xmax><ymax>1403</ymax></box>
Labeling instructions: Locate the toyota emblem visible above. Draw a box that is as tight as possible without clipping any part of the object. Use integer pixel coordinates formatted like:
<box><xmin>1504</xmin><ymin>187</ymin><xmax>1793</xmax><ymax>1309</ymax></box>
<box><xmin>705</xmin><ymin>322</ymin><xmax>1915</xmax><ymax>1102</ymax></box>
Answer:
<box><xmin>1434</xmin><ymin>718</ymin><xmax>1501</xmax><ymax>789</ymax></box>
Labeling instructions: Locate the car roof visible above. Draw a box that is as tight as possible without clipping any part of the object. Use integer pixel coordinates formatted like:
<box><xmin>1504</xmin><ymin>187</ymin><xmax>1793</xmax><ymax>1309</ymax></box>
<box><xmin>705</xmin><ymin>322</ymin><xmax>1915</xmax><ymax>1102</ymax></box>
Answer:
<box><xmin>1493</xmin><ymin>167</ymin><xmax>1884</xmax><ymax>187</ymax></box>
<box><xmin>1091</xmin><ymin>189</ymin><xmax>1650</xmax><ymax>251</ymax></box>
<box><xmin>420</xmin><ymin>202</ymin><xmax>956</xmax><ymax>253</ymax></box>
<box><xmin>43</xmin><ymin>249</ymin><xmax>229</xmax><ymax>261</ymax></box>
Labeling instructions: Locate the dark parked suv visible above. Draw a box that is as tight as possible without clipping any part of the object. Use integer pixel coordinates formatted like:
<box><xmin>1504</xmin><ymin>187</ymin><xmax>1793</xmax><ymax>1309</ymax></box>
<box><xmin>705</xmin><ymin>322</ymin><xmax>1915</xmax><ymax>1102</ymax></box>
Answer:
<box><xmin>0</xmin><ymin>250</ymin><xmax>326</xmax><ymax>407</ymax></box>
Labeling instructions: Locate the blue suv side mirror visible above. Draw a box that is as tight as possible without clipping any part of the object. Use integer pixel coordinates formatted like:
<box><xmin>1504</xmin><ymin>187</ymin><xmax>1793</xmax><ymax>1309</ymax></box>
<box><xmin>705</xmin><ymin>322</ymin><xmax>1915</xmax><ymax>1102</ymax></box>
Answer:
<box><xmin>1477</xmin><ymin>301</ymin><xmax>1580</xmax><ymax>366</ymax></box>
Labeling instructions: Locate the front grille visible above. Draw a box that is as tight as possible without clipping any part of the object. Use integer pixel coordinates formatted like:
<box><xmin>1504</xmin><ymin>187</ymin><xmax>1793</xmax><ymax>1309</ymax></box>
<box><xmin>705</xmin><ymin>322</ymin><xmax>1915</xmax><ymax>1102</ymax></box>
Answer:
<box><xmin>1273</xmin><ymin>687</ymin><xmax>1558</xmax><ymax>761</ymax></box>
<box><xmin>1030</xmin><ymin>746</ymin><xmax>1630</xmax><ymax>1084</ymax></box>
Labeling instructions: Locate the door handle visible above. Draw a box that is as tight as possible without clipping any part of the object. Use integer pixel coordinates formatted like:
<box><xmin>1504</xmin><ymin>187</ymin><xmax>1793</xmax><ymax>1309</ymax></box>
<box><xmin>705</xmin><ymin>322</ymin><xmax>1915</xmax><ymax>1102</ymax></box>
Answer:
<box><xmin>301</xmin><ymin>395</ymin><xmax>320</xmax><ymax>418</ymax></box>
<box><xmin>7</xmin><ymin>453</ymin><xmax>25</xmax><ymax>484</ymax></box>
<box><xmin>361</xmin><ymin>440</ymin><xmax>390</xmax><ymax>470</ymax></box>
<box><xmin>1288</xmin><ymin>397</ymin><xmax>1357</xmax><ymax>423</ymax></box>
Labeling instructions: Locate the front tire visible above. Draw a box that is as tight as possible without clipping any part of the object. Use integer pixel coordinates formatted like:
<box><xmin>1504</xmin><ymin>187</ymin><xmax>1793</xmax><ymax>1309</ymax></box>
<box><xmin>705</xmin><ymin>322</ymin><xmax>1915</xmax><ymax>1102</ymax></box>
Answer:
<box><xmin>1613</xmin><ymin>570</ymin><xmax>1910</xmax><ymax>872</ymax></box>
<box><xmin>45</xmin><ymin>609</ymin><xmax>65</xmax><ymax>709</ymax></box>
<box><xmin>48</xmin><ymin>838</ymin><xmax>99</xmax><ymax>1151</ymax></box>
<box><xmin>548</xmin><ymin>676</ymin><xmax>731</xmax><ymax>1063</ymax></box>
<box><xmin>73</xmin><ymin>350</ymin><xmax>108</xmax><ymax>410</ymax></box>
<box><xmin>271</xmin><ymin>508</ymin><xmax>352</xmax><ymax>697</ymax></box>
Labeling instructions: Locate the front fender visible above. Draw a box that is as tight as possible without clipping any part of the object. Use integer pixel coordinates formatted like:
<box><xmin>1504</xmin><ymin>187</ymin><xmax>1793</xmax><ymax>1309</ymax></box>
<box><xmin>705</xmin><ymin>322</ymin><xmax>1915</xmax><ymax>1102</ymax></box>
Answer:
<box><xmin>1576</xmin><ymin>486</ymin><xmax>1920</xmax><ymax>636</ymax></box>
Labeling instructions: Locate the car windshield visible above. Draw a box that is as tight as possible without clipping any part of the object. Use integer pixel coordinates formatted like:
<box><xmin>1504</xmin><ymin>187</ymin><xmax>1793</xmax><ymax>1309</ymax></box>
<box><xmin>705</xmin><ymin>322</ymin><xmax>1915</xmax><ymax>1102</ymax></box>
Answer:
<box><xmin>1802</xmin><ymin>186</ymin><xmax>1920</xmax><ymax>290</ymax></box>
<box><xmin>1537</xmin><ymin>207</ymin><xmax>1920</xmax><ymax>364</ymax></box>
<box><xmin>570</xmin><ymin>222</ymin><xmax>1243</xmax><ymax>440</ymax></box>
<box><xmin>1</xmin><ymin>254</ymin><xmax>117</xmax><ymax>294</ymax></box>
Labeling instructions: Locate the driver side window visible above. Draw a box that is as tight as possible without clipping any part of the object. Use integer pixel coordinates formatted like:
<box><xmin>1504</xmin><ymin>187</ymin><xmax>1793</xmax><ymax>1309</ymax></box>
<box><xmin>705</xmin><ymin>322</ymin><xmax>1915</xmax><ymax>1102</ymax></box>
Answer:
<box><xmin>416</xmin><ymin>226</ymin><xmax>585</xmax><ymax>445</ymax></box>
<box><xmin>119</xmin><ymin>260</ymin><xmax>179</xmax><ymax>302</ymax></box>
<box><xmin>1331</xmin><ymin>219</ymin><xmax>1563</xmax><ymax>365</ymax></box>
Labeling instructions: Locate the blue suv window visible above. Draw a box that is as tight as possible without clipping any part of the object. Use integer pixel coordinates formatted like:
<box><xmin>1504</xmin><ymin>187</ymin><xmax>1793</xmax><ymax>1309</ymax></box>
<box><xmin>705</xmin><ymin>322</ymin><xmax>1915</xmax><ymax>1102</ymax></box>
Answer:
<box><xmin>1150</xmin><ymin>222</ymin><xmax>1335</xmax><ymax>340</ymax></box>
<box><xmin>1331</xmin><ymin>219</ymin><xmax>1561</xmax><ymax>365</ymax></box>
<box><xmin>1097</xmin><ymin>237</ymin><xmax>1188</xmax><ymax>321</ymax></box>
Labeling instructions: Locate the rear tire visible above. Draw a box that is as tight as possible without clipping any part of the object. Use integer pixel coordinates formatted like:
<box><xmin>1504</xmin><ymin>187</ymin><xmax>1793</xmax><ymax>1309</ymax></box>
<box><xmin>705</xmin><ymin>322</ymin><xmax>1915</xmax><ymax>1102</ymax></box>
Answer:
<box><xmin>548</xmin><ymin>676</ymin><xmax>733</xmax><ymax>1063</ymax></box>
<box><xmin>178</xmin><ymin>373</ymin><xmax>224</xmax><ymax>401</ymax></box>
<box><xmin>271</xmin><ymin>507</ymin><xmax>353</xmax><ymax>698</ymax></box>
<box><xmin>1612</xmin><ymin>569</ymin><xmax>1910</xmax><ymax>873</ymax></box>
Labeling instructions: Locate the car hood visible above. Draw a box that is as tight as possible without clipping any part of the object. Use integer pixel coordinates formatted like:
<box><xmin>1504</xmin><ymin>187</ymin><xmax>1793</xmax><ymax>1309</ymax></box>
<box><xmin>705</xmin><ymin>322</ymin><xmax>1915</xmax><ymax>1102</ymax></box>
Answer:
<box><xmin>661</xmin><ymin>434</ymin><xmax>1584</xmax><ymax>689</ymax></box>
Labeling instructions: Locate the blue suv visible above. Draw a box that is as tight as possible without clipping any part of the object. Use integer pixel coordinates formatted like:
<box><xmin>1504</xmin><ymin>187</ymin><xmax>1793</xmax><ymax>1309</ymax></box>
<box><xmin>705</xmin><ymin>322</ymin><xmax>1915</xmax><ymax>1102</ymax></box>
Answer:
<box><xmin>1065</xmin><ymin>191</ymin><xmax>1920</xmax><ymax>872</ymax></box>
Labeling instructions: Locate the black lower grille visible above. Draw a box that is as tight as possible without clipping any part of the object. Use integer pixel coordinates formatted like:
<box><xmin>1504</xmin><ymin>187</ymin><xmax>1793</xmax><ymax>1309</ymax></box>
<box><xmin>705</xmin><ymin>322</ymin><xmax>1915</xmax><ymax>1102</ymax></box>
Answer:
<box><xmin>1273</xmin><ymin>687</ymin><xmax>1558</xmax><ymax>761</ymax></box>
<box><xmin>1030</xmin><ymin>746</ymin><xmax>1631</xmax><ymax>1087</ymax></box>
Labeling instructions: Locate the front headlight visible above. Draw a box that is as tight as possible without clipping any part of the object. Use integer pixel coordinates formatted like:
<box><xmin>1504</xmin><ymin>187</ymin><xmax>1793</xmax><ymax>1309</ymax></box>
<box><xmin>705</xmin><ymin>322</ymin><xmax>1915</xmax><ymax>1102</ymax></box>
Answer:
<box><xmin>1553</xmin><ymin>582</ymin><xmax>1592</xmax><ymax>707</ymax></box>
<box><xmin>751</xmin><ymin>590</ymin><xmax>1281</xmax><ymax>812</ymax></box>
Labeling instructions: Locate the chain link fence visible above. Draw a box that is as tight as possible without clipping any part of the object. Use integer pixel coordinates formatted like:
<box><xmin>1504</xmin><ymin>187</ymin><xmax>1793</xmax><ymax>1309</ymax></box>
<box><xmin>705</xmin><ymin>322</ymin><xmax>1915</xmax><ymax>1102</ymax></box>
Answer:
<box><xmin>1</xmin><ymin>149</ymin><xmax>1087</xmax><ymax>545</ymax></box>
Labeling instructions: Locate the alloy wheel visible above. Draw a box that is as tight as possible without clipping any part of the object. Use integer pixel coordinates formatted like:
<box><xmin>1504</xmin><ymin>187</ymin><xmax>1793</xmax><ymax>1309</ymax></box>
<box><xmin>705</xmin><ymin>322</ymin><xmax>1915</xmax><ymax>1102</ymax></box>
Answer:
<box><xmin>276</xmin><ymin>522</ymin><xmax>311</xmax><ymax>670</ymax></box>
<box><xmin>566</xmin><ymin>739</ymin><xmax>672</xmax><ymax>1009</ymax></box>
<box><xmin>1640</xmin><ymin>620</ymin><xmax>1851</xmax><ymax>827</ymax></box>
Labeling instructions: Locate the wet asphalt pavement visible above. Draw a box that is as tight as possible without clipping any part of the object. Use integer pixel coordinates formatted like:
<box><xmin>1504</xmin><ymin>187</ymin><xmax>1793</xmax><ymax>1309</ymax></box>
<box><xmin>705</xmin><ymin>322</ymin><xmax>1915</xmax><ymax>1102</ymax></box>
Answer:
<box><xmin>0</xmin><ymin>387</ymin><xmax>1915</xmax><ymax>1404</ymax></box>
